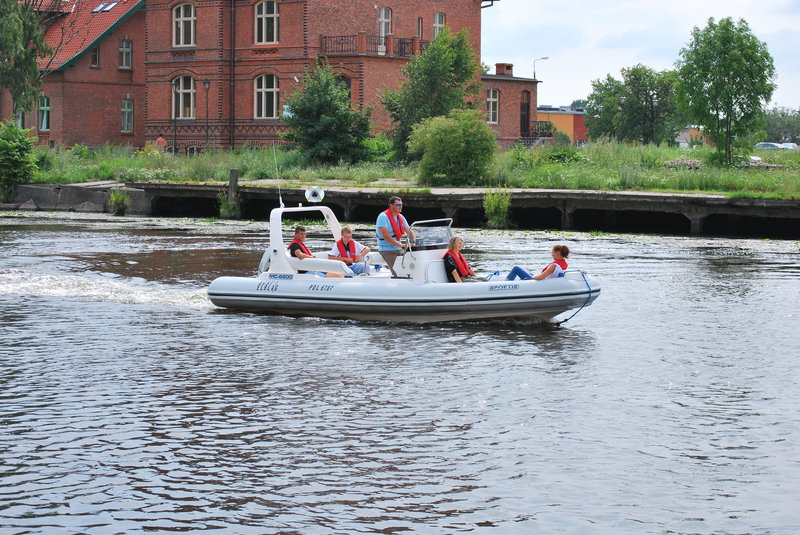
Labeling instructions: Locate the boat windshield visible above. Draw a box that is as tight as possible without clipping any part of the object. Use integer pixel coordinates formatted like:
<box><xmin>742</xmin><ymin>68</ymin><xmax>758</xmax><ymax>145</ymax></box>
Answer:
<box><xmin>411</xmin><ymin>219</ymin><xmax>453</xmax><ymax>250</ymax></box>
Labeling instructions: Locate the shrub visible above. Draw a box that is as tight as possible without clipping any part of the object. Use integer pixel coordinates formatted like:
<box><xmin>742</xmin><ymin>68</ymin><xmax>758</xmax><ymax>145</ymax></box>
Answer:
<box><xmin>0</xmin><ymin>120</ymin><xmax>37</xmax><ymax>201</ymax></box>
<box><xmin>483</xmin><ymin>188</ymin><xmax>511</xmax><ymax>228</ymax></box>
<box><xmin>109</xmin><ymin>190</ymin><xmax>130</xmax><ymax>215</ymax></box>
<box><xmin>408</xmin><ymin>109</ymin><xmax>497</xmax><ymax>186</ymax></box>
<box><xmin>218</xmin><ymin>192</ymin><xmax>241</xmax><ymax>219</ymax></box>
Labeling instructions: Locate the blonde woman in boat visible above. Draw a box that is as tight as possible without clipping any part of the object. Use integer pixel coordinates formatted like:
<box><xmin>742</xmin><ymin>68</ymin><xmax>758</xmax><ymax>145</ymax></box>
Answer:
<box><xmin>443</xmin><ymin>235</ymin><xmax>477</xmax><ymax>283</ymax></box>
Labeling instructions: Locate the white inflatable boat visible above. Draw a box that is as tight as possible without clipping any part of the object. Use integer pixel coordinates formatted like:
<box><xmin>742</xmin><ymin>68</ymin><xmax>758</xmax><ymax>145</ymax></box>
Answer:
<box><xmin>207</xmin><ymin>204</ymin><xmax>601</xmax><ymax>323</ymax></box>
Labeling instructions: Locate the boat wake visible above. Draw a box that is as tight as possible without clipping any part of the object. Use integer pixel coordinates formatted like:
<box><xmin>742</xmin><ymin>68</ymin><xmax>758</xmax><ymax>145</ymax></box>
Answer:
<box><xmin>0</xmin><ymin>269</ymin><xmax>213</xmax><ymax>310</ymax></box>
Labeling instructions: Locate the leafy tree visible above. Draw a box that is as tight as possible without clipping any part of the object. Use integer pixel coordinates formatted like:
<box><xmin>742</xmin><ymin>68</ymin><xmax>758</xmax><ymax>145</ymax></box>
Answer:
<box><xmin>282</xmin><ymin>61</ymin><xmax>371</xmax><ymax>164</ymax></box>
<box><xmin>0</xmin><ymin>120</ymin><xmax>37</xmax><ymax>201</ymax></box>
<box><xmin>763</xmin><ymin>106</ymin><xmax>800</xmax><ymax>143</ymax></box>
<box><xmin>382</xmin><ymin>27</ymin><xmax>481</xmax><ymax>159</ymax></box>
<box><xmin>585</xmin><ymin>75</ymin><xmax>624</xmax><ymax>140</ymax></box>
<box><xmin>676</xmin><ymin>17</ymin><xmax>776</xmax><ymax>165</ymax></box>
<box><xmin>407</xmin><ymin>109</ymin><xmax>497</xmax><ymax>186</ymax></box>
<box><xmin>569</xmin><ymin>99</ymin><xmax>587</xmax><ymax>110</ymax></box>
<box><xmin>0</xmin><ymin>0</ymin><xmax>53</xmax><ymax>112</ymax></box>
<box><xmin>585</xmin><ymin>65</ymin><xmax>682</xmax><ymax>145</ymax></box>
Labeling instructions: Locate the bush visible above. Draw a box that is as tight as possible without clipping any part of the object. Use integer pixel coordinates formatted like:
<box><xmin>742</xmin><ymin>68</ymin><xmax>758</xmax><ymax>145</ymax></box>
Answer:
<box><xmin>218</xmin><ymin>192</ymin><xmax>241</xmax><ymax>219</ymax></box>
<box><xmin>483</xmin><ymin>188</ymin><xmax>511</xmax><ymax>228</ymax></box>
<box><xmin>0</xmin><ymin>120</ymin><xmax>38</xmax><ymax>201</ymax></box>
<box><xmin>408</xmin><ymin>109</ymin><xmax>497</xmax><ymax>186</ymax></box>
<box><xmin>109</xmin><ymin>190</ymin><xmax>130</xmax><ymax>215</ymax></box>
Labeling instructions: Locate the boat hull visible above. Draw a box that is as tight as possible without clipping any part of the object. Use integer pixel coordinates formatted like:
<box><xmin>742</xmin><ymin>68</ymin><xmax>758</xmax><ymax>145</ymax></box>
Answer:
<box><xmin>207</xmin><ymin>273</ymin><xmax>601</xmax><ymax>323</ymax></box>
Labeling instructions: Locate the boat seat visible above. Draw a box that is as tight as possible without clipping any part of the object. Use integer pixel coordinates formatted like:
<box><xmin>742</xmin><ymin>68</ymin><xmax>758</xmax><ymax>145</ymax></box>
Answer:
<box><xmin>425</xmin><ymin>259</ymin><xmax>448</xmax><ymax>283</ymax></box>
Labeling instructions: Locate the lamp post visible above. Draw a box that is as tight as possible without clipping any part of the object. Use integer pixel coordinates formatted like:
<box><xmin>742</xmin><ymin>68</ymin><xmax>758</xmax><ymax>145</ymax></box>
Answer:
<box><xmin>533</xmin><ymin>56</ymin><xmax>548</xmax><ymax>80</ymax></box>
<box><xmin>172</xmin><ymin>78</ymin><xmax>180</xmax><ymax>154</ymax></box>
<box><xmin>202</xmin><ymin>79</ymin><xmax>211</xmax><ymax>151</ymax></box>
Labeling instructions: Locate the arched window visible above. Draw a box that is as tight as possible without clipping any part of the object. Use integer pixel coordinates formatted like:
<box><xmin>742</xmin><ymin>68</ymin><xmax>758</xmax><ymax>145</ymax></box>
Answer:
<box><xmin>38</xmin><ymin>96</ymin><xmax>50</xmax><ymax>131</ymax></box>
<box><xmin>255</xmin><ymin>0</ymin><xmax>279</xmax><ymax>44</ymax></box>
<box><xmin>487</xmin><ymin>89</ymin><xmax>499</xmax><ymax>124</ymax></box>
<box><xmin>520</xmin><ymin>90</ymin><xmax>531</xmax><ymax>137</ymax></box>
<box><xmin>433</xmin><ymin>12</ymin><xmax>445</xmax><ymax>38</ymax></box>
<box><xmin>254</xmin><ymin>74</ymin><xmax>279</xmax><ymax>119</ymax></box>
<box><xmin>173</xmin><ymin>4</ymin><xmax>196</xmax><ymax>47</ymax></box>
<box><xmin>121</xmin><ymin>98</ymin><xmax>134</xmax><ymax>132</ymax></box>
<box><xmin>119</xmin><ymin>39</ymin><xmax>132</xmax><ymax>69</ymax></box>
<box><xmin>173</xmin><ymin>76</ymin><xmax>196</xmax><ymax>119</ymax></box>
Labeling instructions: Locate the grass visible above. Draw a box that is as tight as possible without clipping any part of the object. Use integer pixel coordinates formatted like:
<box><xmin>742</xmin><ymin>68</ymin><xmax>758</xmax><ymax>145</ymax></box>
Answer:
<box><xmin>30</xmin><ymin>140</ymin><xmax>800</xmax><ymax>199</ymax></box>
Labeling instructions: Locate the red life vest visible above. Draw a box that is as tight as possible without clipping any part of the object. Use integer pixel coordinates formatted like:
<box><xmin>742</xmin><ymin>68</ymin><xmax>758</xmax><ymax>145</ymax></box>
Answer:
<box><xmin>444</xmin><ymin>250</ymin><xmax>471</xmax><ymax>277</ymax></box>
<box><xmin>336</xmin><ymin>239</ymin><xmax>357</xmax><ymax>261</ymax></box>
<box><xmin>382</xmin><ymin>209</ymin><xmax>406</xmax><ymax>239</ymax></box>
<box><xmin>289</xmin><ymin>238</ymin><xmax>312</xmax><ymax>257</ymax></box>
<box><xmin>541</xmin><ymin>259</ymin><xmax>568</xmax><ymax>272</ymax></box>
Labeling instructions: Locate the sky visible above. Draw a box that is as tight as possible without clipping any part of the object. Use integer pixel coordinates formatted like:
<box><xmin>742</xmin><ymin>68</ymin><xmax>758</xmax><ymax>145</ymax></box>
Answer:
<box><xmin>481</xmin><ymin>0</ymin><xmax>800</xmax><ymax>110</ymax></box>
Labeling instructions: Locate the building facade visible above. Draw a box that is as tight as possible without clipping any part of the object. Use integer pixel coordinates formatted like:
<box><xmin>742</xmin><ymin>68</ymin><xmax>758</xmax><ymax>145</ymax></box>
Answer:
<box><xmin>3</xmin><ymin>0</ymin><xmax>541</xmax><ymax>152</ymax></box>
<box><xmin>536</xmin><ymin>106</ymin><xmax>588</xmax><ymax>146</ymax></box>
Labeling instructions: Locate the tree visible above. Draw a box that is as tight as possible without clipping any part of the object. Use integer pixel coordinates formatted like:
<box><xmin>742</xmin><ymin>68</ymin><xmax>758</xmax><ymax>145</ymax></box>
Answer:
<box><xmin>676</xmin><ymin>17</ymin><xmax>776</xmax><ymax>164</ymax></box>
<box><xmin>585</xmin><ymin>65</ymin><xmax>682</xmax><ymax>145</ymax></box>
<box><xmin>382</xmin><ymin>27</ymin><xmax>481</xmax><ymax>159</ymax></box>
<box><xmin>282</xmin><ymin>61</ymin><xmax>371</xmax><ymax>164</ymax></box>
<box><xmin>763</xmin><ymin>106</ymin><xmax>800</xmax><ymax>143</ymax></box>
<box><xmin>585</xmin><ymin>74</ymin><xmax>624</xmax><ymax>140</ymax></box>
<box><xmin>0</xmin><ymin>0</ymin><xmax>52</xmax><ymax>112</ymax></box>
<box><xmin>0</xmin><ymin>120</ymin><xmax>37</xmax><ymax>201</ymax></box>
<box><xmin>407</xmin><ymin>109</ymin><xmax>496</xmax><ymax>186</ymax></box>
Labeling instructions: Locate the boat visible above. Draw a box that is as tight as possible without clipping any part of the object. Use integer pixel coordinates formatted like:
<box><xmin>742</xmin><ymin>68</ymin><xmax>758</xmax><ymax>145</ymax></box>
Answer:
<box><xmin>207</xmin><ymin>203</ymin><xmax>601</xmax><ymax>323</ymax></box>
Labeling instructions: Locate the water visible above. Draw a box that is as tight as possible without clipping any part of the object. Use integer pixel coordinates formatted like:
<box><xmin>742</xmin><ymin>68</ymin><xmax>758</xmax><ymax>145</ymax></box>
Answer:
<box><xmin>1</xmin><ymin>212</ymin><xmax>799</xmax><ymax>534</ymax></box>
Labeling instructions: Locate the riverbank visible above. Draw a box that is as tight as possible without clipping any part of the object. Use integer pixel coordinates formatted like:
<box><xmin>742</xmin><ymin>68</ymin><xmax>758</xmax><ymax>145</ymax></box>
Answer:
<box><xmin>6</xmin><ymin>180</ymin><xmax>800</xmax><ymax>239</ymax></box>
<box><xmin>28</xmin><ymin>141</ymin><xmax>800</xmax><ymax>199</ymax></box>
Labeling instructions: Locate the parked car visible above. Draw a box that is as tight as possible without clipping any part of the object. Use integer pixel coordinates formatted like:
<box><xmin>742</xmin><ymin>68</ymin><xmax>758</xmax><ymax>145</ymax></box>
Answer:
<box><xmin>754</xmin><ymin>142</ymin><xmax>785</xmax><ymax>150</ymax></box>
<box><xmin>781</xmin><ymin>142</ymin><xmax>798</xmax><ymax>150</ymax></box>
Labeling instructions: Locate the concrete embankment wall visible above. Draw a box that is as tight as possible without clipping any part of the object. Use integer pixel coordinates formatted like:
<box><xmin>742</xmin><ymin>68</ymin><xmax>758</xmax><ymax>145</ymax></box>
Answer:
<box><xmin>4</xmin><ymin>182</ymin><xmax>800</xmax><ymax>238</ymax></box>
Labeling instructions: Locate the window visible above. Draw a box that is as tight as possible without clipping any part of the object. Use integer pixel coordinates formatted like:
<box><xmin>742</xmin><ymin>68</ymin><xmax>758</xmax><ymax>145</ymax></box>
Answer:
<box><xmin>520</xmin><ymin>90</ymin><xmax>531</xmax><ymax>137</ymax></box>
<box><xmin>378</xmin><ymin>7</ymin><xmax>391</xmax><ymax>42</ymax></box>
<box><xmin>487</xmin><ymin>89</ymin><xmax>498</xmax><ymax>124</ymax></box>
<box><xmin>254</xmin><ymin>74</ymin><xmax>279</xmax><ymax>119</ymax></box>
<box><xmin>417</xmin><ymin>17</ymin><xmax>423</xmax><ymax>38</ymax></box>
<box><xmin>255</xmin><ymin>0</ymin><xmax>279</xmax><ymax>44</ymax></box>
<box><xmin>38</xmin><ymin>96</ymin><xmax>50</xmax><ymax>131</ymax></box>
<box><xmin>172</xmin><ymin>76</ymin><xmax>195</xmax><ymax>119</ymax></box>
<box><xmin>121</xmin><ymin>98</ymin><xmax>134</xmax><ymax>132</ymax></box>
<box><xmin>173</xmin><ymin>4</ymin><xmax>196</xmax><ymax>47</ymax></box>
<box><xmin>433</xmin><ymin>12</ymin><xmax>445</xmax><ymax>38</ymax></box>
<box><xmin>14</xmin><ymin>104</ymin><xmax>24</xmax><ymax>128</ymax></box>
<box><xmin>90</xmin><ymin>47</ymin><xmax>100</xmax><ymax>67</ymax></box>
<box><xmin>118</xmin><ymin>39</ymin><xmax>132</xmax><ymax>69</ymax></box>
<box><xmin>336</xmin><ymin>75</ymin><xmax>352</xmax><ymax>101</ymax></box>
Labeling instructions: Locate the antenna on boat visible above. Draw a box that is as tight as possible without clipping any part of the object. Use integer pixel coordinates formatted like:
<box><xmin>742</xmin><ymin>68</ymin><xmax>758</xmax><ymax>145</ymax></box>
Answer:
<box><xmin>272</xmin><ymin>141</ymin><xmax>284</xmax><ymax>208</ymax></box>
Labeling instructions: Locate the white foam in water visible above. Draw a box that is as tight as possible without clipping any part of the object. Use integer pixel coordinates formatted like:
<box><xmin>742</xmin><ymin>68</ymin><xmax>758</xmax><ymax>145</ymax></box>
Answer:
<box><xmin>0</xmin><ymin>269</ymin><xmax>214</xmax><ymax>309</ymax></box>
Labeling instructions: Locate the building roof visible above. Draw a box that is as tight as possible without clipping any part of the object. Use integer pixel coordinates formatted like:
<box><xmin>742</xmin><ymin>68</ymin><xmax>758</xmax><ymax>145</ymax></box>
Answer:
<box><xmin>38</xmin><ymin>0</ymin><xmax>144</xmax><ymax>70</ymax></box>
<box><xmin>481</xmin><ymin>73</ymin><xmax>536</xmax><ymax>83</ymax></box>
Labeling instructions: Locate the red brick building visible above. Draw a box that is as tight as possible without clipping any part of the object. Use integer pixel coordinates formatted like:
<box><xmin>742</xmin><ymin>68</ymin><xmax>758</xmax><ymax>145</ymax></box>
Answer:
<box><xmin>0</xmin><ymin>0</ymin><xmax>146</xmax><ymax>147</ymax></box>
<box><xmin>2</xmin><ymin>0</ymin><xmax>540</xmax><ymax>152</ymax></box>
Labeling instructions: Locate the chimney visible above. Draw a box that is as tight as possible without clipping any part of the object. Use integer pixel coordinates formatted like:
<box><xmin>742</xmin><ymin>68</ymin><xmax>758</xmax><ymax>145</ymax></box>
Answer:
<box><xmin>495</xmin><ymin>63</ymin><xmax>513</xmax><ymax>76</ymax></box>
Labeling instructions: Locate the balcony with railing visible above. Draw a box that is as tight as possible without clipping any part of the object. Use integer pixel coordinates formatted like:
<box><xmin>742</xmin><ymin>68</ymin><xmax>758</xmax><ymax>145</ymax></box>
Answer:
<box><xmin>320</xmin><ymin>33</ymin><xmax>431</xmax><ymax>58</ymax></box>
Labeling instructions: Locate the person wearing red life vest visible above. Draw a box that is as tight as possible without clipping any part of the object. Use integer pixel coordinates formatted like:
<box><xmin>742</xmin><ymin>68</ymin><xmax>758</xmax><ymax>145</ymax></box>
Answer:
<box><xmin>443</xmin><ymin>235</ymin><xmax>477</xmax><ymax>283</ymax></box>
<box><xmin>288</xmin><ymin>226</ymin><xmax>342</xmax><ymax>277</ymax></box>
<box><xmin>327</xmin><ymin>225</ymin><xmax>371</xmax><ymax>275</ymax></box>
<box><xmin>375</xmin><ymin>196</ymin><xmax>415</xmax><ymax>276</ymax></box>
<box><xmin>506</xmin><ymin>244</ymin><xmax>570</xmax><ymax>281</ymax></box>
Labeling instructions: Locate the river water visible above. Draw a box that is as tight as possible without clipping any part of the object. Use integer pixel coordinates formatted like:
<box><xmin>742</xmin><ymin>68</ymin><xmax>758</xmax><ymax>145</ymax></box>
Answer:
<box><xmin>1</xmin><ymin>211</ymin><xmax>799</xmax><ymax>534</ymax></box>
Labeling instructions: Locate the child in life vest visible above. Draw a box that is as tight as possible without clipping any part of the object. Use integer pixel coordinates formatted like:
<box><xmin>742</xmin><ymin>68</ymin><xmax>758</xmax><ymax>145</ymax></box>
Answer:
<box><xmin>506</xmin><ymin>244</ymin><xmax>570</xmax><ymax>281</ymax></box>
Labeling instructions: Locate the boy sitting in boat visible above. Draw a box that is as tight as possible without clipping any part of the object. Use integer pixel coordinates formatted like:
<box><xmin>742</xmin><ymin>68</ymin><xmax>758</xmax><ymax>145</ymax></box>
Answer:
<box><xmin>327</xmin><ymin>226</ymin><xmax>371</xmax><ymax>275</ymax></box>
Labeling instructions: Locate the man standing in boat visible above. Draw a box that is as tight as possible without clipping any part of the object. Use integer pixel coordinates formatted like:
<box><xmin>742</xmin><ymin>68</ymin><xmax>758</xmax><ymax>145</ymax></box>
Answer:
<box><xmin>328</xmin><ymin>226</ymin><xmax>371</xmax><ymax>275</ymax></box>
<box><xmin>376</xmin><ymin>196</ymin><xmax>415</xmax><ymax>277</ymax></box>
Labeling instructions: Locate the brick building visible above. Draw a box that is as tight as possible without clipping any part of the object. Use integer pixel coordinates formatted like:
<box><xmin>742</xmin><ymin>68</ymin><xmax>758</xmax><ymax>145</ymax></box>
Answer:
<box><xmin>2</xmin><ymin>0</ymin><xmax>540</xmax><ymax>152</ymax></box>
<box><xmin>0</xmin><ymin>0</ymin><xmax>147</xmax><ymax>147</ymax></box>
